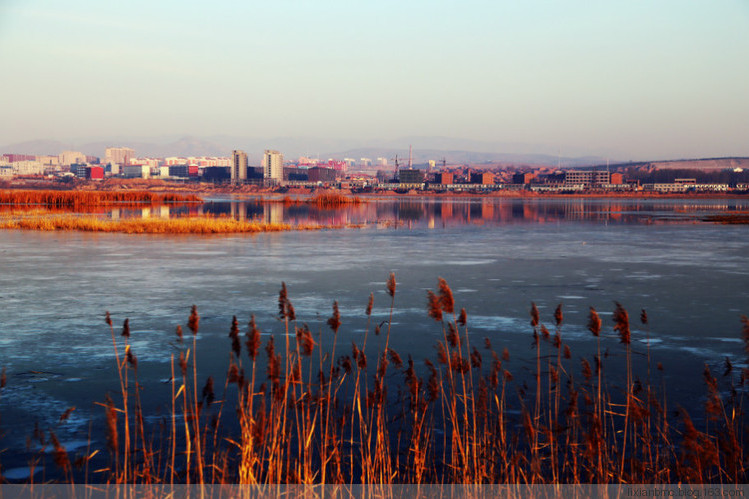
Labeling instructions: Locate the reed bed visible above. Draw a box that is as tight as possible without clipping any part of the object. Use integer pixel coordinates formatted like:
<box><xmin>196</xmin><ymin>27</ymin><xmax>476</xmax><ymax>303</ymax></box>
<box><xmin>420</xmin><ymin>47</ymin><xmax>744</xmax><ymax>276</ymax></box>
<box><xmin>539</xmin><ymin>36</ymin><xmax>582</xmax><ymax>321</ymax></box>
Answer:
<box><xmin>0</xmin><ymin>214</ymin><xmax>326</xmax><ymax>234</ymax></box>
<box><xmin>281</xmin><ymin>193</ymin><xmax>364</xmax><ymax>208</ymax></box>
<box><xmin>704</xmin><ymin>212</ymin><xmax>749</xmax><ymax>224</ymax></box>
<box><xmin>0</xmin><ymin>190</ymin><xmax>201</xmax><ymax>207</ymax></box>
<box><xmin>1</xmin><ymin>277</ymin><xmax>746</xmax><ymax>485</ymax></box>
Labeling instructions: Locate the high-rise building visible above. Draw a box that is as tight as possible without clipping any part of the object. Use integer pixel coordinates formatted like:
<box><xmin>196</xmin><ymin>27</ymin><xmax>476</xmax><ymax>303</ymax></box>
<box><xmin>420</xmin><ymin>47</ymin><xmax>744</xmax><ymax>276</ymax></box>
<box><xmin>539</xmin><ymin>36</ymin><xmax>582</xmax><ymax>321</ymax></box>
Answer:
<box><xmin>105</xmin><ymin>147</ymin><xmax>135</xmax><ymax>166</ymax></box>
<box><xmin>232</xmin><ymin>150</ymin><xmax>248</xmax><ymax>184</ymax></box>
<box><xmin>263</xmin><ymin>150</ymin><xmax>283</xmax><ymax>183</ymax></box>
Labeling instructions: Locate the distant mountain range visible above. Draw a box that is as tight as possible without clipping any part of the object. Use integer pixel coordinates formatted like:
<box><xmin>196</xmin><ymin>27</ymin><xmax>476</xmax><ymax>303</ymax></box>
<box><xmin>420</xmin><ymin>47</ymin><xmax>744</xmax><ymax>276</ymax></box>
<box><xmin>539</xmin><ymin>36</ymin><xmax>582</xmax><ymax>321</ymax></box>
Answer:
<box><xmin>1</xmin><ymin>135</ymin><xmax>607</xmax><ymax>167</ymax></box>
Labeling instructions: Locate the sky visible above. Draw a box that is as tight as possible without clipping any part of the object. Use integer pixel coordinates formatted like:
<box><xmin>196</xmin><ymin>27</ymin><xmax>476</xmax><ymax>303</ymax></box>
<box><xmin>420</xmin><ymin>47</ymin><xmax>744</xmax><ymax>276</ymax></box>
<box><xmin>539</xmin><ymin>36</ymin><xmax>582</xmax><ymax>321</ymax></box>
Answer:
<box><xmin>1</xmin><ymin>0</ymin><xmax>748</xmax><ymax>160</ymax></box>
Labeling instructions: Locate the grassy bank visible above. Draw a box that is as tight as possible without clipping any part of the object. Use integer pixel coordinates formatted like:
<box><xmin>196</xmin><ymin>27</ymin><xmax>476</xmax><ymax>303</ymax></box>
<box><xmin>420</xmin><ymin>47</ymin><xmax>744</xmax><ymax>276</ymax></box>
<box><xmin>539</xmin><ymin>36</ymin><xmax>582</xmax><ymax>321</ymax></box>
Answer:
<box><xmin>0</xmin><ymin>277</ymin><xmax>746</xmax><ymax>485</ymax></box>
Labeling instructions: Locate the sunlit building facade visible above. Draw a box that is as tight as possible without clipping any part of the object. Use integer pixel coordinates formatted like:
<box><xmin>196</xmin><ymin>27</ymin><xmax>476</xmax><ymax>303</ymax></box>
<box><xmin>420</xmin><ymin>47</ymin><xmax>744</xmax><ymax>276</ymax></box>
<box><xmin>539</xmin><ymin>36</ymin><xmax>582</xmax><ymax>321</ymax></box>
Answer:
<box><xmin>263</xmin><ymin>150</ymin><xmax>283</xmax><ymax>183</ymax></box>
<box><xmin>232</xmin><ymin>150</ymin><xmax>248</xmax><ymax>184</ymax></box>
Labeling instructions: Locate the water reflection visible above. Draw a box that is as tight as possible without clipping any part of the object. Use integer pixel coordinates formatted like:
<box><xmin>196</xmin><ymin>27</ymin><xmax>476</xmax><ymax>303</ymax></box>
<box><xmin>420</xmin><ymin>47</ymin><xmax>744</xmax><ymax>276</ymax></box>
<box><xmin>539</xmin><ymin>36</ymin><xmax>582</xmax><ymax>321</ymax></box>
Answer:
<box><xmin>190</xmin><ymin>198</ymin><xmax>749</xmax><ymax>227</ymax></box>
<box><xmin>3</xmin><ymin>198</ymin><xmax>748</xmax><ymax>226</ymax></box>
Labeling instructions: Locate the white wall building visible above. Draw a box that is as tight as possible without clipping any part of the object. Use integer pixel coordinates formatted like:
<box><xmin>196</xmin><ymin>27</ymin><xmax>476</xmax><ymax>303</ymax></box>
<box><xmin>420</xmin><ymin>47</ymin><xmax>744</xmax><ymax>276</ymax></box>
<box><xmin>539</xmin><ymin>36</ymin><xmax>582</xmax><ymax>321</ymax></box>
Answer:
<box><xmin>12</xmin><ymin>160</ymin><xmax>45</xmax><ymax>175</ymax></box>
<box><xmin>263</xmin><ymin>149</ymin><xmax>283</xmax><ymax>182</ymax></box>
<box><xmin>123</xmin><ymin>165</ymin><xmax>150</xmax><ymax>179</ymax></box>
<box><xmin>58</xmin><ymin>151</ymin><xmax>86</xmax><ymax>166</ymax></box>
<box><xmin>105</xmin><ymin>147</ymin><xmax>135</xmax><ymax>166</ymax></box>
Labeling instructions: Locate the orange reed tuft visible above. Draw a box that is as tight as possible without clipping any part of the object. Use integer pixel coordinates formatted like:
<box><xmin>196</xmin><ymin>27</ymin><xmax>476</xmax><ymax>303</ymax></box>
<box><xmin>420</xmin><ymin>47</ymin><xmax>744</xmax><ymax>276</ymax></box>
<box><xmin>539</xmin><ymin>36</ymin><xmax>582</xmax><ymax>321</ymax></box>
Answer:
<box><xmin>246</xmin><ymin>315</ymin><xmax>262</xmax><ymax>361</ymax></box>
<box><xmin>437</xmin><ymin>278</ymin><xmax>454</xmax><ymax>315</ymax></box>
<box><xmin>613</xmin><ymin>302</ymin><xmax>631</xmax><ymax>344</ymax></box>
<box><xmin>530</xmin><ymin>302</ymin><xmax>540</xmax><ymax>328</ymax></box>
<box><xmin>327</xmin><ymin>301</ymin><xmax>341</xmax><ymax>334</ymax></box>
<box><xmin>188</xmin><ymin>305</ymin><xmax>200</xmax><ymax>335</ymax></box>
<box><xmin>386</xmin><ymin>273</ymin><xmax>396</xmax><ymax>298</ymax></box>
<box><xmin>588</xmin><ymin>307</ymin><xmax>601</xmax><ymax>337</ymax></box>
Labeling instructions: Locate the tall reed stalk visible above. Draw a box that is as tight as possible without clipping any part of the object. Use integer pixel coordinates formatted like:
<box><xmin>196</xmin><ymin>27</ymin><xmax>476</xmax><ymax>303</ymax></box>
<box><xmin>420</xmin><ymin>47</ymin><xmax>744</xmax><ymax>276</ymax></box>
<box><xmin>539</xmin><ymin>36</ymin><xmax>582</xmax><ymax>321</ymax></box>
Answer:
<box><xmin>3</xmin><ymin>277</ymin><xmax>747</xmax><ymax>485</ymax></box>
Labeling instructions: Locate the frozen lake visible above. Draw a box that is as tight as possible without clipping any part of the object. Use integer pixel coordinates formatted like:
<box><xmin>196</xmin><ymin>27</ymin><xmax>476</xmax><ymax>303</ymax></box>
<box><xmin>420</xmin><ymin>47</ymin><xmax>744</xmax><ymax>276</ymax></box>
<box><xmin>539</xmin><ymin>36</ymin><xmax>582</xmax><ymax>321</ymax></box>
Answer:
<box><xmin>0</xmin><ymin>197</ymin><xmax>748</xmax><ymax>471</ymax></box>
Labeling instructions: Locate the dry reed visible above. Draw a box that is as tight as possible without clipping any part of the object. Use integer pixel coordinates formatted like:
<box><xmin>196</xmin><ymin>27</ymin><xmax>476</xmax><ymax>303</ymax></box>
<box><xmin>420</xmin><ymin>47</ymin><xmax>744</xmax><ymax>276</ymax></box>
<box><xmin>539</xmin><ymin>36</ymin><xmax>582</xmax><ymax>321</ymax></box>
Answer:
<box><xmin>1</xmin><ymin>276</ymin><xmax>746</xmax><ymax>486</ymax></box>
<box><xmin>0</xmin><ymin>214</ymin><xmax>330</xmax><ymax>234</ymax></box>
<box><xmin>0</xmin><ymin>189</ymin><xmax>200</xmax><ymax>206</ymax></box>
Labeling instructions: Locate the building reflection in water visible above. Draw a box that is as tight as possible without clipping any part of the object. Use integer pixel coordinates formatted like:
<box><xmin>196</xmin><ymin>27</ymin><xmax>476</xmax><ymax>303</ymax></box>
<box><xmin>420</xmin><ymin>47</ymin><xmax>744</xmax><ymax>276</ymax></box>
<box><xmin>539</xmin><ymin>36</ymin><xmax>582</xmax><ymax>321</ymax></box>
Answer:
<box><xmin>93</xmin><ymin>198</ymin><xmax>749</xmax><ymax>227</ymax></box>
<box><xmin>265</xmin><ymin>203</ymin><xmax>283</xmax><ymax>225</ymax></box>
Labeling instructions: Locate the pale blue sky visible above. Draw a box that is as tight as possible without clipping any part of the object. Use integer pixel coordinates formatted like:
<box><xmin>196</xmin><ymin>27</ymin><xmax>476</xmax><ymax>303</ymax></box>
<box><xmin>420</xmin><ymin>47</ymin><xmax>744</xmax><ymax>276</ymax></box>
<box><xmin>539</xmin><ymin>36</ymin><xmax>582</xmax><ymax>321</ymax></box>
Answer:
<box><xmin>1</xmin><ymin>0</ymin><xmax>748</xmax><ymax>160</ymax></box>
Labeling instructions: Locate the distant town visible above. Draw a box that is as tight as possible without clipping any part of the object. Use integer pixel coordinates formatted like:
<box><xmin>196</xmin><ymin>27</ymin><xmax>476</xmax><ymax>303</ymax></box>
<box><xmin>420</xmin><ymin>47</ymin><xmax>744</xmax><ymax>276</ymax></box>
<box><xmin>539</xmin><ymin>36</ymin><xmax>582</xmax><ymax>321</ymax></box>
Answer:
<box><xmin>2</xmin><ymin>146</ymin><xmax>749</xmax><ymax>194</ymax></box>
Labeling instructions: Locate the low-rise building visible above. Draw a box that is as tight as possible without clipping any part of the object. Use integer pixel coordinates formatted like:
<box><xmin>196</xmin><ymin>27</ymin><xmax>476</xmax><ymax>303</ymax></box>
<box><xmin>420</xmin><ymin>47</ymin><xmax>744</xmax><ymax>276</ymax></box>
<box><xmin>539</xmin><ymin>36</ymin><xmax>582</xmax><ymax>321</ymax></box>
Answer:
<box><xmin>564</xmin><ymin>170</ymin><xmax>611</xmax><ymax>187</ymax></box>
<box><xmin>59</xmin><ymin>151</ymin><xmax>86</xmax><ymax>166</ymax></box>
<box><xmin>398</xmin><ymin>169</ymin><xmax>425</xmax><ymax>184</ymax></box>
<box><xmin>434</xmin><ymin>172</ymin><xmax>454</xmax><ymax>185</ymax></box>
<box><xmin>11</xmin><ymin>160</ymin><xmax>45</xmax><ymax>175</ymax></box>
<box><xmin>470</xmin><ymin>172</ymin><xmax>494</xmax><ymax>185</ymax></box>
<box><xmin>513</xmin><ymin>172</ymin><xmax>536</xmax><ymax>185</ymax></box>
<box><xmin>86</xmin><ymin>166</ymin><xmax>104</xmax><ymax>180</ymax></box>
<box><xmin>308</xmin><ymin>167</ymin><xmax>336</xmax><ymax>183</ymax></box>
<box><xmin>123</xmin><ymin>165</ymin><xmax>150</xmax><ymax>179</ymax></box>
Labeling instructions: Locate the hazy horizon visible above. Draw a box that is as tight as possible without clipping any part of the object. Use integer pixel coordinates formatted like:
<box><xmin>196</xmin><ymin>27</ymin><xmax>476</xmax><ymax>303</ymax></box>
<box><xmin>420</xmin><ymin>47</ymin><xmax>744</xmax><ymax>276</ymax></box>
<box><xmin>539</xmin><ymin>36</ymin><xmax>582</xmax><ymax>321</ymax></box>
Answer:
<box><xmin>1</xmin><ymin>1</ymin><xmax>748</xmax><ymax>161</ymax></box>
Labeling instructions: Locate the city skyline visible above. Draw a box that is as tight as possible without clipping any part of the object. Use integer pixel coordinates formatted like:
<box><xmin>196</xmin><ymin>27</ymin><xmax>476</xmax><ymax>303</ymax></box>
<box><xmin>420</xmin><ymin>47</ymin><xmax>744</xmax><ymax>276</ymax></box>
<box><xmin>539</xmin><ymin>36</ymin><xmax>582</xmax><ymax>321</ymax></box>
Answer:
<box><xmin>1</xmin><ymin>1</ymin><xmax>748</xmax><ymax>161</ymax></box>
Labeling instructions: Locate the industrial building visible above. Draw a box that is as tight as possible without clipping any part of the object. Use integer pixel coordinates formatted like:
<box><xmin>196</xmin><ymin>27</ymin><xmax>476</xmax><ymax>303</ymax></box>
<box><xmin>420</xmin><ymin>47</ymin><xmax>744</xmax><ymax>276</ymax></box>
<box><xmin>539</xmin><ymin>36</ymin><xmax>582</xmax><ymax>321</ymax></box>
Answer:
<box><xmin>398</xmin><ymin>169</ymin><xmax>425</xmax><ymax>184</ymax></box>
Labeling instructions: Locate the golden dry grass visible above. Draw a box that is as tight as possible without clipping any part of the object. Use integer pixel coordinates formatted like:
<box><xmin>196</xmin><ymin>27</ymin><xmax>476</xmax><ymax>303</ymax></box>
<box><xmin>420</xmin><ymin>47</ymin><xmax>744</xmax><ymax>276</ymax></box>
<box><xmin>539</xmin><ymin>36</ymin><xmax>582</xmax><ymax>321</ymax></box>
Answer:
<box><xmin>281</xmin><ymin>192</ymin><xmax>364</xmax><ymax>207</ymax></box>
<box><xmin>0</xmin><ymin>189</ymin><xmax>201</xmax><ymax>206</ymax></box>
<box><xmin>0</xmin><ymin>214</ymin><xmax>327</xmax><ymax>234</ymax></box>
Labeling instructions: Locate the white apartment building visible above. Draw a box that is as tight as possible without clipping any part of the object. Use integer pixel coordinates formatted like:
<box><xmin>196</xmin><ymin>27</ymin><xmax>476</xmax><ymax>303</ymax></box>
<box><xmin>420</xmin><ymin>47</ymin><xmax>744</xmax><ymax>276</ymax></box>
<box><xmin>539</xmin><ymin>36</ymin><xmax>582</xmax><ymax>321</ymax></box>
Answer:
<box><xmin>12</xmin><ymin>160</ymin><xmax>45</xmax><ymax>175</ymax></box>
<box><xmin>105</xmin><ymin>147</ymin><xmax>135</xmax><ymax>166</ymax></box>
<box><xmin>263</xmin><ymin>150</ymin><xmax>283</xmax><ymax>182</ymax></box>
<box><xmin>232</xmin><ymin>150</ymin><xmax>248</xmax><ymax>183</ymax></box>
<box><xmin>58</xmin><ymin>151</ymin><xmax>86</xmax><ymax>166</ymax></box>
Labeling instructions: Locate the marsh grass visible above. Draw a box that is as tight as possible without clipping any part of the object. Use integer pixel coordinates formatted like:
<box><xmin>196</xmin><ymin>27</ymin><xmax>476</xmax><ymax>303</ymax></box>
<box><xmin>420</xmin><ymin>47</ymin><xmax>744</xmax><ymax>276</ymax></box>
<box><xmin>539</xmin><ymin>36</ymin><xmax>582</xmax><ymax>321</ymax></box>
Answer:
<box><xmin>0</xmin><ymin>214</ymin><xmax>330</xmax><ymax>234</ymax></box>
<box><xmin>0</xmin><ymin>190</ymin><xmax>200</xmax><ymax>206</ymax></box>
<box><xmin>0</xmin><ymin>277</ymin><xmax>746</xmax><ymax>485</ymax></box>
<box><xmin>281</xmin><ymin>193</ymin><xmax>364</xmax><ymax>208</ymax></box>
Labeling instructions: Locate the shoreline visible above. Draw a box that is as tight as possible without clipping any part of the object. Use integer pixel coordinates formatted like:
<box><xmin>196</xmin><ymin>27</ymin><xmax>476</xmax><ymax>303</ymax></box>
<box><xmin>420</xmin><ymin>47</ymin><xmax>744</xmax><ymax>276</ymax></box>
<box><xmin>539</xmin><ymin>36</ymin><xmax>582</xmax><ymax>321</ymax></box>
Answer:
<box><xmin>4</xmin><ymin>180</ymin><xmax>749</xmax><ymax>201</ymax></box>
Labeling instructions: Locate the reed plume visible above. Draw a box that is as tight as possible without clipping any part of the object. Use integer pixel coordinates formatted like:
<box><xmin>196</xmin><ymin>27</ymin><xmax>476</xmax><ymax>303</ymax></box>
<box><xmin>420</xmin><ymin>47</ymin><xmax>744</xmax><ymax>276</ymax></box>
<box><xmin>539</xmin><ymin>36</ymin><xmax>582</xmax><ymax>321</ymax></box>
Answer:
<box><xmin>530</xmin><ymin>302</ymin><xmax>540</xmax><ymax>328</ymax></box>
<box><xmin>327</xmin><ymin>301</ymin><xmax>341</xmax><ymax>333</ymax></box>
<box><xmin>554</xmin><ymin>304</ymin><xmax>563</xmax><ymax>327</ymax></box>
<box><xmin>229</xmin><ymin>316</ymin><xmax>241</xmax><ymax>358</ymax></box>
<box><xmin>427</xmin><ymin>290</ymin><xmax>443</xmax><ymax>322</ymax></box>
<box><xmin>296</xmin><ymin>324</ymin><xmax>315</xmax><ymax>356</ymax></box>
<box><xmin>188</xmin><ymin>305</ymin><xmax>199</xmax><ymax>335</ymax></box>
<box><xmin>366</xmin><ymin>293</ymin><xmax>374</xmax><ymax>316</ymax></box>
<box><xmin>588</xmin><ymin>307</ymin><xmax>601</xmax><ymax>337</ymax></box>
<box><xmin>438</xmin><ymin>278</ymin><xmax>454</xmax><ymax>315</ymax></box>
<box><xmin>246</xmin><ymin>315</ymin><xmax>261</xmax><ymax>361</ymax></box>
<box><xmin>386</xmin><ymin>273</ymin><xmax>396</xmax><ymax>298</ymax></box>
<box><xmin>613</xmin><ymin>302</ymin><xmax>631</xmax><ymax>345</ymax></box>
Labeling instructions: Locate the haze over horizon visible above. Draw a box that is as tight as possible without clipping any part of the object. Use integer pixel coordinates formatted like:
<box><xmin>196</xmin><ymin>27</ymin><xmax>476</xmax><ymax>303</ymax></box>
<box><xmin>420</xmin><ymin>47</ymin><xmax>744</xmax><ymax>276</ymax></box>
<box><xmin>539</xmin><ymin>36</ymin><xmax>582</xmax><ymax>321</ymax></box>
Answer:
<box><xmin>1</xmin><ymin>1</ymin><xmax>748</xmax><ymax>162</ymax></box>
